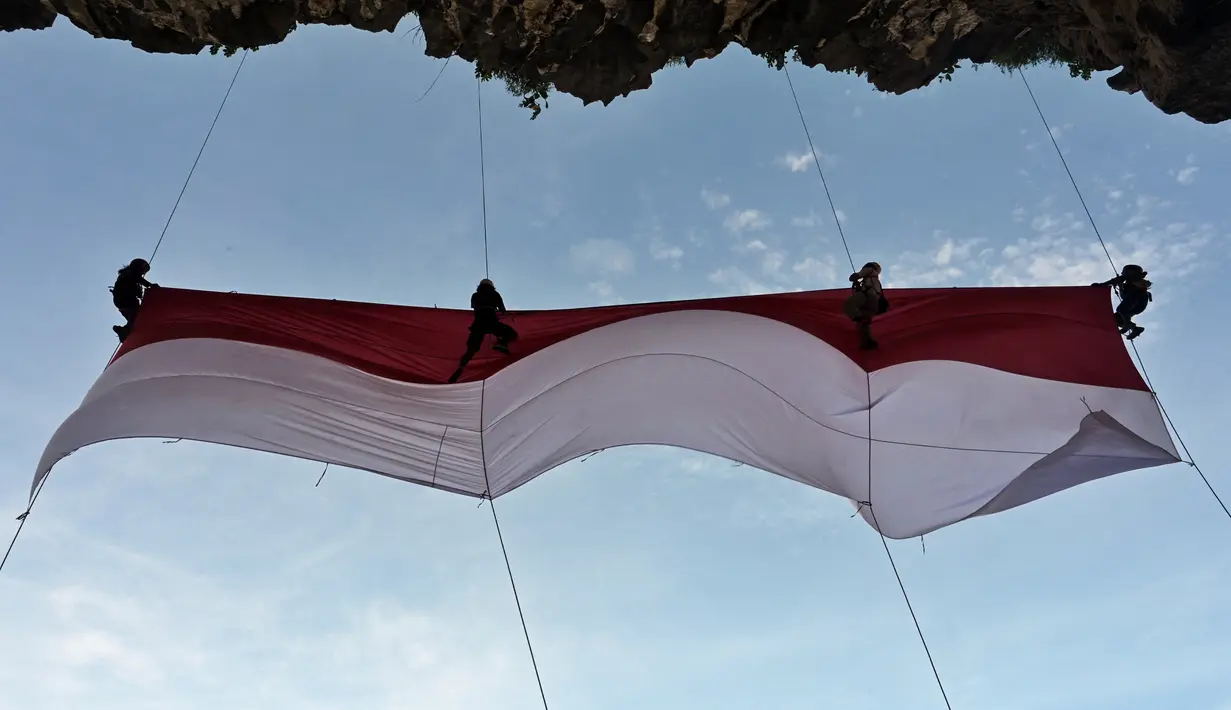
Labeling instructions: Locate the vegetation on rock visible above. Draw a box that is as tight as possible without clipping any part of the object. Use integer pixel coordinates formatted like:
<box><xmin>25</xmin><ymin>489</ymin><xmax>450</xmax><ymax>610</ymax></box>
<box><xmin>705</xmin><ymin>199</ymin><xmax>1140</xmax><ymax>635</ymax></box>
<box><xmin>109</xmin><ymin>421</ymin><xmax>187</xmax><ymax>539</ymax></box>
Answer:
<box><xmin>210</xmin><ymin>24</ymin><xmax>1101</xmax><ymax>120</ymax></box>
<box><xmin>481</xmin><ymin>26</ymin><xmax>1101</xmax><ymax>118</ymax></box>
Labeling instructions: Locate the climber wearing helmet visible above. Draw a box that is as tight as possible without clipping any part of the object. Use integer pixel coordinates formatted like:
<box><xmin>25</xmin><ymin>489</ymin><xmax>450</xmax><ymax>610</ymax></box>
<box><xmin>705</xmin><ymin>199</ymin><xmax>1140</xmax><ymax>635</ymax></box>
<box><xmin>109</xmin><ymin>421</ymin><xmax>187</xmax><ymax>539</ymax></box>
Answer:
<box><xmin>1092</xmin><ymin>264</ymin><xmax>1151</xmax><ymax>340</ymax></box>
<box><xmin>447</xmin><ymin>278</ymin><xmax>519</xmax><ymax>383</ymax></box>
<box><xmin>843</xmin><ymin>261</ymin><xmax>888</xmax><ymax>350</ymax></box>
<box><xmin>110</xmin><ymin>257</ymin><xmax>158</xmax><ymax>342</ymax></box>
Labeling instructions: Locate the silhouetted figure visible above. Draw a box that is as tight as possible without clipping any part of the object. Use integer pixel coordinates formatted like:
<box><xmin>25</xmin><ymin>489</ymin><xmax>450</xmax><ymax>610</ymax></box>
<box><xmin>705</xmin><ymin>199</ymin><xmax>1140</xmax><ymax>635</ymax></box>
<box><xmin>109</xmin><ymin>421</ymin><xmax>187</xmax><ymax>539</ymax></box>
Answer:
<box><xmin>447</xmin><ymin>279</ymin><xmax>518</xmax><ymax>383</ymax></box>
<box><xmin>111</xmin><ymin>258</ymin><xmax>158</xmax><ymax>342</ymax></box>
<box><xmin>843</xmin><ymin>261</ymin><xmax>887</xmax><ymax>350</ymax></box>
<box><xmin>1092</xmin><ymin>264</ymin><xmax>1151</xmax><ymax>340</ymax></box>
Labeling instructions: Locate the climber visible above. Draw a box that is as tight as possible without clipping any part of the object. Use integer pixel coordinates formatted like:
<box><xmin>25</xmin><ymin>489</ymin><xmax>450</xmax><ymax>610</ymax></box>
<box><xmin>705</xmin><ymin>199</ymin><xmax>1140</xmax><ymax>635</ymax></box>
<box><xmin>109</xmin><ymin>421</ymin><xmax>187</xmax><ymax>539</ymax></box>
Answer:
<box><xmin>1092</xmin><ymin>264</ymin><xmax>1152</xmax><ymax>340</ymax></box>
<box><xmin>447</xmin><ymin>278</ymin><xmax>519</xmax><ymax>383</ymax></box>
<box><xmin>843</xmin><ymin>261</ymin><xmax>887</xmax><ymax>350</ymax></box>
<box><xmin>110</xmin><ymin>258</ymin><xmax>158</xmax><ymax>342</ymax></box>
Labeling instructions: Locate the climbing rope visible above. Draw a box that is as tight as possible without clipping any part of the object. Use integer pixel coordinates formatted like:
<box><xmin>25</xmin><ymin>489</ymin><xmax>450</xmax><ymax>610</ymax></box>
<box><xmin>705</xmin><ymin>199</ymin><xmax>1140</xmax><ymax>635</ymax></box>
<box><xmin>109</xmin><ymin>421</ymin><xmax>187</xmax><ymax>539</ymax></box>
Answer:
<box><xmin>1017</xmin><ymin>68</ymin><xmax>1231</xmax><ymax>524</ymax></box>
<box><xmin>472</xmin><ymin>74</ymin><xmax>550</xmax><ymax>709</ymax></box>
<box><xmin>785</xmin><ymin>67</ymin><xmax>856</xmax><ymax>274</ymax></box>
<box><xmin>0</xmin><ymin>51</ymin><xmax>251</xmax><ymax>579</ymax></box>
<box><xmin>786</xmin><ymin>68</ymin><xmax>954</xmax><ymax>710</ymax></box>
<box><xmin>480</xmin><ymin>483</ymin><xmax>552</xmax><ymax>710</ymax></box>
<box><xmin>477</xmin><ymin>75</ymin><xmax>491</xmax><ymax>279</ymax></box>
<box><xmin>151</xmin><ymin>51</ymin><xmax>250</xmax><ymax>265</ymax></box>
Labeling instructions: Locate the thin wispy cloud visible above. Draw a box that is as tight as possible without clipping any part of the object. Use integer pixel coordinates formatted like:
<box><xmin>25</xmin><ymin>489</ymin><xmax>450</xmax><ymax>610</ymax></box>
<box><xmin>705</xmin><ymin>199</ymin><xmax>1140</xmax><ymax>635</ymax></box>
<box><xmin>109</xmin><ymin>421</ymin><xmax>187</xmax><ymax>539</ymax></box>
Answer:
<box><xmin>587</xmin><ymin>280</ymin><xmax>619</xmax><ymax>302</ymax></box>
<box><xmin>776</xmin><ymin>147</ymin><xmax>838</xmax><ymax>173</ymax></box>
<box><xmin>790</xmin><ymin>255</ymin><xmax>842</xmax><ymax>287</ymax></box>
<box><xmin>734</xmin><ymin>238</ymin><xmax>768</xmax><ymax>253</ymax></box>
<box><xmin>1049</xmin><ymin>122</ymin><xmax>1074</xmax><ymax>141</ymax></box>
<box><xmin>723</xmin><ymin>209</ymin><xmax>771</xmax><ymax>234</ymax></box>
<box><xmin>1174</xmin><ymin>154</ymin><xmax>1199</xmax><ymax>185</ymax></box>
<box><xmin>791</xmin><ymin>212</ymin><xmax>821</xmax><ymax>228</ymax></box>
<box><xmin>707</xmin><ymin>266</ymin><xmax>773</xmax><ymax>296</ymax></box>
<box><xmin>885</xmin><ymin>189</ymin><xmax>1216</xmax><ymax>318</ymax></box>
<box><xmin>0</xmin><ymin>553</ymin><xmax>545</xmax><ymax>710</ymax></box>
<box><xmin>776</xmin><ymin>150</ymin><xmax>814</xmax><ymax>173</ymax></box>
<box><xmin>700</xmin><ymin>188</ymin><xmax>730</xmax><ymax>210</ymax></box>
<box><xmin>649</xmin><ymin>239</ymin><xmax>684</xmax><ymax>269</ymax></box>
<box><xmin>568</xmin><ymin>238</ymin><xmax>635</xmax><ymax>275</ymax></box>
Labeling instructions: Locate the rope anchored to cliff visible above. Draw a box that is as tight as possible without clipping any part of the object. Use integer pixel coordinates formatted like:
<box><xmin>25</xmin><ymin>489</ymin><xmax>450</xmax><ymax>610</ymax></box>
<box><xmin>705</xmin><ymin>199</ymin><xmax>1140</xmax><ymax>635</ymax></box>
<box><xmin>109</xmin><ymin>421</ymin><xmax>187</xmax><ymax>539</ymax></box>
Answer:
<box><xmin>784</xmin><ymin>65</ymin><xmax>954</xmax><ymax>710</ymax></box>
<box><xmin>473</xmin><ymin>73</ymin><xmax>550</xmax><ymax>710</ymax></box>
<box><xmin>1017</xmin><ymin>67</ymin><xmax>1230</xmax><ymax>526</ymax></box>
<box><xmin>0</xmin><ymin>51</ymin><xmax>251</xmax><ymax>580</ymax></box>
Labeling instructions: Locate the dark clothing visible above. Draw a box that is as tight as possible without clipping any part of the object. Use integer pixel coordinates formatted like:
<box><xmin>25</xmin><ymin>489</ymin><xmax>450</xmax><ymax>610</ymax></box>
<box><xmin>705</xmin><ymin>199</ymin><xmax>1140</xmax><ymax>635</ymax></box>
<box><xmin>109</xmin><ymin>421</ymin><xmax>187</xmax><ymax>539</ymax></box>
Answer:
<box><xmin>115</xmin><ymin>301</ymin><xmax>140</xmax><ymax>324</ymax></box>
<box><xmin>468</xmin><ymin>285</ymin><xmax>516</xmax><ymax>343</ymax></box>
<box><xmin>1097</xmin><ymin>274</ymin><xmax>1151</xmax><ymax>299</ymax></box>
<box><xmin>446</xmin><ymin>285</ymin><xmax>518</xmax><ymax>383</ymax></box>
<box><xmin>110</xmin><ymin>266</ymin><xmax>155</xmax><ymax>342</ymax></box>
<box><xmin>1095</xmin><ymin>272</ymin><xmax>1151</xmax><ymax>340</ymax></box>
<box><xmin>471</xmin><ymin>287</ymin><xmax>506</xmax><ymax>317</ymax></box>
<box><xmin>113</xmin><ymin>268</ymin><xmax>153</xmax><ymax>304</ymax></box>
<box><xmin>1118</xmin><ymin>289</ymin><xmax>1150</xmax><ymax>318</ymax></box>
<box><xmin>844</xmin><ymin>267</ymin><xmax>885</xmax><ymax>350</ymax></box>
<box><xmin>467</xmin><ymin>320</ymin><xmax>518</xmax><ymax>351</ymax></box>
<box><xmin>1097</xmin><ymin>274</ymin><xmax>1151</xmax><ymax>315</ymax></box>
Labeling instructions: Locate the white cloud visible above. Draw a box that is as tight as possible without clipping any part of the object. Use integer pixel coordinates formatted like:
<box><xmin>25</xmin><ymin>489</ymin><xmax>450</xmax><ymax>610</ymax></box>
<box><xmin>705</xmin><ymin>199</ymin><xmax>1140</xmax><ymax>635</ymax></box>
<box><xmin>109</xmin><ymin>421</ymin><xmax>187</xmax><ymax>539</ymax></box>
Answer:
<box><xmin>56</xmin><ymin>627</ymin><xmax>164</xmax><ymax>687</ymax></box>
<box><xmin>568</xmin><ymin>238</ymin><xmax>634</xmax><ymax>275</ymax></box>
<box><xmin>0</xmin><ymin>486</ymin><xmax>586</xmax><ymax>710</ymax></box>
<box><xmin>791</xmin><ymin>212</ymin><xmax>821</xmax><ymax>228</ymax></box>
<box><xmin>885</xmin><ymin>192</ymin><xmax>1216</xmax><ymax>330</ymax></box>
<box><xmin>934</xmin><ymin>237</ymin><xmax>963</xmax><ymax>266</ymax></box>
<box><xmin>776</xmin><ymin>147</ymin><xmax>839</xmax><ymax>173</ymax></box>
<box><xmin>585</xmin><ymin>279</ymin><xmax>620</xmax><ymax>301</ymax></box>
<box><xmin>700</xmin><ymin>188</ymin><xmax>729</xmax><ymax>210</ymax></box>
<box><xmin>720</xmin><ymin>239</ymin><xmax>844</xmax><ymax>294</ymax></box>
<box><xmin>649</xmin><ymin>239</ymin><xmax>684</xmax><ymax>270</ymax></box>
<box><xmin>883</xmin><ymin>233</ymin><xmax>984</xmax><ymax>288</ymax></box>
<box><xmin>1166</xmin><ymin>154</ymin><xmax>1196</xmax><ymax>185</ymax></box>
<box><xmin>776</xmin><ymin>151</ymin><xmax>814</xmax><ymax>173</ymax></box>
<box><xmin>707</xmin><ymin>266</ymin><xmax>773</xmax><ymax>295</ymax></box>
<box><xmin>1049</xmin><ymin>123</ymin><xmax>1073</xmax><ymax>141</ymax></box>
<box><xmin>723</xmin><ymin>209</ymin><xmax>771</xmax><ymax>234</ymax></box>
<box><xmin>791</xmin><ymin>209</ymin><xmax>843</xmax><ymax>230</ymax></box>
<box><xmin>760</xmin><ymin>250</ymin><xmax>786</xmax><ymax>277</ymax></box>
<box><xmin>790</xmin><ymin>255</ymin><xmax>842</xmax><ymax>288</ymax></box>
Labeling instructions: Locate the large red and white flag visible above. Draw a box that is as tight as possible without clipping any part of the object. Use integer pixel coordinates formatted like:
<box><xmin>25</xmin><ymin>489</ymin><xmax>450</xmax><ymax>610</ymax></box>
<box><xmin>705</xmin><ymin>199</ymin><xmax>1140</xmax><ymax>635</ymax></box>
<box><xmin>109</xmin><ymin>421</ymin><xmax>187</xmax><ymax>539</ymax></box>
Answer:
<box><xmin>33</xmin><ymin>285</ymin><xmax>1177</xmax><ymax>538</ymax></box>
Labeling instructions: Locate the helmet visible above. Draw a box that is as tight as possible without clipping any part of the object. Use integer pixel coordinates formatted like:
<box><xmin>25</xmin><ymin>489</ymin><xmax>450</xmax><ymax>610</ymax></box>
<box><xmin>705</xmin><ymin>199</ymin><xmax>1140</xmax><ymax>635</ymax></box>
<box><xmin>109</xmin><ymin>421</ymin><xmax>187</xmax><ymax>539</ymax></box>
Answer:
<box><xmin>479</xmin><ymin>278</ymin><xmax>494</xmax><ymax>289</ymax></box>
<box><xmin>1121</xmin><ymin>264</ymin><xmax>1146</xmax><ymax>278</ymax></box>
<box><xmin>128</xmin><ymin>258</ymin><xmax>150</xmax><ymax>273</ymax></box>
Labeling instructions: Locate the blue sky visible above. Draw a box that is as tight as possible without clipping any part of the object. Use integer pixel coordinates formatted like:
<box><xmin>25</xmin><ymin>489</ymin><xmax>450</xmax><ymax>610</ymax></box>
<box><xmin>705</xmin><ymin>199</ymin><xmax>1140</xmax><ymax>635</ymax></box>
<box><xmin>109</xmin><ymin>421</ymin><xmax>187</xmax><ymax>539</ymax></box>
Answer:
<box><xmin>2</xmin><ymin>18</ymin><xmax>1231</xmax><ymax>710</ymax></box>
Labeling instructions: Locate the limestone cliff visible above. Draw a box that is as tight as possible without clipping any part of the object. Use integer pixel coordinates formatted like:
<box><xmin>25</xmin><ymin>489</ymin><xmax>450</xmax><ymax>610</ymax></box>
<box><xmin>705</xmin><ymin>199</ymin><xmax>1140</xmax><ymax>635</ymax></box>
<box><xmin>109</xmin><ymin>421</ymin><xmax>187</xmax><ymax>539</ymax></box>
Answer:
<box><xmin>5</xmin><ymin>0</ymin><xmax>1230</xmax><ymax>123</ymax></box>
